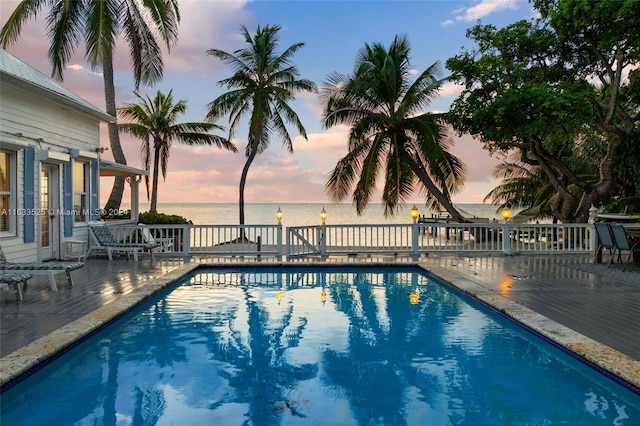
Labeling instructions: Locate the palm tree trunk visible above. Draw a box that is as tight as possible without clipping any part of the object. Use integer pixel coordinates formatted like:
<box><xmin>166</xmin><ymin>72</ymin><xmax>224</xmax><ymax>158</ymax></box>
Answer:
<box><xmin>409</xmin><ymin>161</ymin><xmax>468</xmax><ymax>223</ymax></box>
<box><xmin>239</xmin><ymin>147</ymin><xmax>259</xmax><ymax>225</ymax></box>
<box><xmin>150</xmin><ymin>145</ymin><xmax>161</xmax><ymax>213</ymax></box>
<box><xmin>102</xmin><ymin>51</ymin><xmax>127</xmax><ymax>211</ymax></box>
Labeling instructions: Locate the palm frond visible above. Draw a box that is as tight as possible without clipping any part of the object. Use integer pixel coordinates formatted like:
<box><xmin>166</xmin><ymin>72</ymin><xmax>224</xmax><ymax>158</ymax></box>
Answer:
<box><xmin>0</xmin><ymin>0</ymin><xmax>48</xmax><ymax>47</ymax></box>
<box><xmin>47</xmin><ymin>0</ymin><xmax>86</xmax><ymax>80</ymax></box>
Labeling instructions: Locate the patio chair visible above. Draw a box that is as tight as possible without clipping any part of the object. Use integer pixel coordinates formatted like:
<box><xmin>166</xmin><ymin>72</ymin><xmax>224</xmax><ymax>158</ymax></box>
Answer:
<box><xmin>139</xmin><ymin>225</ymin><xmax>173</xmax><ymax>253</ymax></box>
<box><xmin>0</xmin><ymin>244</ymin><xmax>83</xmax><ymax>291</ymax></box>
<box><xmin>88</xmin><ymin>225</ymin><xmax>160</xmax><ymax>261</ymax></box>
<box><xmin>0</xmin><ymin>270</ymin><xmax>31</xmax><ymax>301</ymax></box>
<box><xmin>593</xmin><ymin>223</ymin><xmax>616</xmax><ymax>266</ymax></box>
<box><xmin>609</xmin><ymin>223</ymin><xmax>640</xmax><ymax>271</ymax></box>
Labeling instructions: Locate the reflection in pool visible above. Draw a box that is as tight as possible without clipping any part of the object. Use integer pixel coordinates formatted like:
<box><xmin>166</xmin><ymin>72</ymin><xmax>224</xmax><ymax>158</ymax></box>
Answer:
<box><xmin>2</xmin><ymin>266</ymin><xmax>639</xmax><ymax>425</ymax></box>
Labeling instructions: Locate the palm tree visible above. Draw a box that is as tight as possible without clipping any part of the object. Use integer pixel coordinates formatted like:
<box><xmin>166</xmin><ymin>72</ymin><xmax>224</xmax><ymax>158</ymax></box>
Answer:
<box><xmin>485</xmin><ymin>144</ymin><xmax>602</xmax><ymax>223</ymax></box>
<box><xmin>205</xmin><ymin>24</ymin><xmax>317</xmax><ymax>225</ymax></box>
<box><xmin>118</xmin><ymin>90</ymin><xmax>237</xmax><ymax>213</ymax></box>
<box><xmin>0</xmin><ymin>0</ymin><xmax>181</xmax><ymax>211</ymax></box>
<box><xmin>322</xmin><ymin>35</ymin><xmax>467</xmax><ymax>222</ymax></box>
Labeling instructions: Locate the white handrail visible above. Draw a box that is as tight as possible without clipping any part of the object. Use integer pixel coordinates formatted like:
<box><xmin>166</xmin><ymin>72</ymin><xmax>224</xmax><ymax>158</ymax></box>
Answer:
<box><xmin>101</xmin><ymin>222</ymin><xmax>594</xmax><ymax>261</ymax></box>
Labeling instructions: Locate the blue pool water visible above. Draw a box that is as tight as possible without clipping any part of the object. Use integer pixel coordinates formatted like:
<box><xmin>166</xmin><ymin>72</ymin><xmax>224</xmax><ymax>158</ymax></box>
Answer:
<box><xmin>2</xmin><ymin>266</ymin><xmax>639</xmax><ymax>425</ymax></box>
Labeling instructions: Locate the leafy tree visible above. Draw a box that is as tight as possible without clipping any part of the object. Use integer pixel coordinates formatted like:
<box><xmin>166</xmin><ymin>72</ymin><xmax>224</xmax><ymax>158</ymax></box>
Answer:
<box><xmin>322</xmin><ymin>35</ymin><xmax>466</xmax><ymax>221</ymax></box>
<box><xmin>118</xmin><ymin>90</ymin><xmax>236</xmax><ymax>213</ymax></box>
<box><xmin>485</xmin><ymin>129</ymin><xmax>602</xmax><ymax>214</ymax></box>
<box><xmin>447</xmin><ymin>0</ymin><xmax>640</xmax><ymax>222</ymax></box>
<box><xmin>205</xmin><ymin>24</ymin><xmax>317</xmax><ymax>225</ymax></box>
<box><xmin>0</xmin><ymin>0</ymin><xmax>181</xmax><ymax>211</ymax></box>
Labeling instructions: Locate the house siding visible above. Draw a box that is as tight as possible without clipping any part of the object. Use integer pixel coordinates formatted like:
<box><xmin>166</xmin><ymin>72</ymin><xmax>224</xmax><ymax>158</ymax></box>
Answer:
<box><xmin>1</xmin><ymin>57</ymin><xmax>106</xmax><ymax>262</ymax></box>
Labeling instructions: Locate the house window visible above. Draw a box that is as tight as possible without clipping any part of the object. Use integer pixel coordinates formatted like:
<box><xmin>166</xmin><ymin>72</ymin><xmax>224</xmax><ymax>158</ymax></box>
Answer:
<box><xmin>73</xmin><ymin>161</ymin><xmax>87</xmax><ymax>222</ymax></box>
<box><xmin>0</xmin><ymin>150</ymin><xmax>16</xmax><ymax>233</ymax></box>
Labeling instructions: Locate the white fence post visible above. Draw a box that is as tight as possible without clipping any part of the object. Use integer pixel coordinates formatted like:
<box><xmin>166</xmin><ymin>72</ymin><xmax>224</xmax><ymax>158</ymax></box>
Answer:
<box><xmin>319</xmin><ymin>224</ymin><xmax>327</xmax><ymax>259</ymax></box>
<box><xmin>411</xmin><ymin>222</ymin><xmax>419</xmax><ymax>260</ymax></box>
<box><xmin>502</xmin><ymin>223</ymin><xmax>513</xmax><ymax>255</ymax></box>
<box><xmin>276</xmin><ymin>223</ymin><xmax>283</xmax><ymax>261</ymax></box>
<box><xmin>183</xmin><ymin>226</ymin><xmax>191</xmax><ymax>261</ymax></box>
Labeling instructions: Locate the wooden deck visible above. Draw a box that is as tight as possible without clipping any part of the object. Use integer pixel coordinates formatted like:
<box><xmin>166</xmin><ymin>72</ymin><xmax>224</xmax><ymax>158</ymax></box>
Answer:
<box><xmin>0</xmin><ymin>257</ymin><xmax>186</xmax><ymax>357</ymax></box>
<box><xmin>1</xmin><ymin>253</ymin><xmax>639</xmax><ymax>388</ymax></box>
<box><xmin>420</xmin><ymin>254</ymin><xmax>640</xmax><ymax>362</ymax></box>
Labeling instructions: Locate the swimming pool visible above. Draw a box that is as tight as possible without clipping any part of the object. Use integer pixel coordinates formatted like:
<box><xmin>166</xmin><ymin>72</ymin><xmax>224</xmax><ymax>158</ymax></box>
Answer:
<box><xmin>2</xmin><ymin>265</ymin><xmax>639</xmax><ymax>425</ymax></box>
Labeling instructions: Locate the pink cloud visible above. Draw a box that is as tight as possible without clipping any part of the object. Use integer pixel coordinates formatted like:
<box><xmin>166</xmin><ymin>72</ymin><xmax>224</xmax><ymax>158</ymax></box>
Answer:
<box><xmin>163</xmin><ymin>1</ymin><xmax>255</xmax><ymax>75</ymax></box>
<box><xmin>439</xmin><ymin>81</ymin><xmax>465</xmax><ymax>98</ymax></box>
<box><xmin>3</xmin><ymin>0</ymin><xmax>502</xmax><ymax>207</ymax></box>
<box><xmin>442</xmin><ymin>0</ymin><xmax>520</xmax><ymax>26</ymax></box>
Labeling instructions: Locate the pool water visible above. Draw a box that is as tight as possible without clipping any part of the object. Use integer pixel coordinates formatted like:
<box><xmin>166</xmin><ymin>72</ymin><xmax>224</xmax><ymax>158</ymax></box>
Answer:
<box><xmin>2</xmin><ymin>266</ymin><xmax>639</xmax><ymax>425</ymax></box>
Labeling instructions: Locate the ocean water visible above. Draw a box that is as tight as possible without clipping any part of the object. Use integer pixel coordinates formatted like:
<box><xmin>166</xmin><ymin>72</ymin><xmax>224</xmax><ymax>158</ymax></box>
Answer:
<box><xmin>126</xmin><ymin>203</ymin><xmax>507</xmax><ymax>227</ymax></box>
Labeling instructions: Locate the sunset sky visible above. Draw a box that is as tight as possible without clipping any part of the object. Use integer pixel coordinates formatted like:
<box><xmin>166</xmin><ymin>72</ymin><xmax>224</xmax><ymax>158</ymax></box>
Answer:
<box><xmin>1</xmin><ymin>0</ymin><xmax>533</xmax><ymax>206</ymax></box>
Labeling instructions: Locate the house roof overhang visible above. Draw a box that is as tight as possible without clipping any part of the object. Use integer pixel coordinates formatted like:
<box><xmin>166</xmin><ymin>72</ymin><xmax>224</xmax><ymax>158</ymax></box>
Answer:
<box><xmin>99</xmin><ymin>160</ymin><xmax>148</xmax><ymax>177</ymax></box>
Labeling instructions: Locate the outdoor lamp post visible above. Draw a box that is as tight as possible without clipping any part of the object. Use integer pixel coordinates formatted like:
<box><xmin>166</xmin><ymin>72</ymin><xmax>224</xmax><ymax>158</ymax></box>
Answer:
<box><xmin>410</xmin><ymin>204</ymin><xmax>420</xmax><ymax>223</ymax></box>
<box><xmin>588</xmin><ymin>204</ymin><xmax>598</xmax><ymax>224</ymax></box>
<box><xmin>410</xmin><ymin>204</ymin><xmax>420</xmax><ymax>260</ymax></box>
<box><xmin>501</xmin><ymin>207</ymin><xmax>512</xmax><ymax>223</ymax></box>
<box><xmin>501</xmin><ymin>206</ymin><xmax>513</xmax><ymax>255</ymax></box>
<box><xmin>319</xmin><ymin>207</ymin><xmax>328</xmax><ymax>259</ymax></box>
<box><xmin>275</xmin><ymin>207</ymin><xmax>284</xmax><ymax>261</ymax></box>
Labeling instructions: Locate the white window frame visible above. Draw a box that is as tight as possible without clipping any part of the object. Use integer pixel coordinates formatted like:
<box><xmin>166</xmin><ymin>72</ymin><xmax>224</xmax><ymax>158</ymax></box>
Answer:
<box><xmin>73</xmin><ymin>160</ymin><xmax>88</xmax><ymax>223</ymax></box>
<box><xmin>0</xmin><ymin>149</ymin><xmax>17</xmax><ymax>235</ymax></box>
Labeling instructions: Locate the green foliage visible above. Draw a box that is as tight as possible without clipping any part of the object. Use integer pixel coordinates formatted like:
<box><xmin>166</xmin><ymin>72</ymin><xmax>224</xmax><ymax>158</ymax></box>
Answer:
<box><xmin>604</xmin><ymin>198</ymin><xmax>640</xmax><ymax>214</ymax></box>
<box><xmin>446</xmin><ymin>0</ymin><xmax>640</xmax><ymax>222</ymax></box>
<box><xmin>206</xmin><ymin>25</ymin><xmax>317</xmax><ymax>225</ymax></box>
<box><xmin>118</xmin><ymin>90</ymin><xmax>236</xmax><ymax>213</ymax></box>
<box><xmin>138</xmin><ymin>211</ymin><xmax>193</xmax><ymax>225</ymax></box>
<box><xmin>322</xmin><ymin>35</ymin><xmax>466</xmax><ymax>222</ymax></box>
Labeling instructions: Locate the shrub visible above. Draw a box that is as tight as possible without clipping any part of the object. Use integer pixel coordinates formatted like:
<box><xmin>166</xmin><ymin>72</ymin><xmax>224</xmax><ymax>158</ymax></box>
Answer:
<box><xmin>604</xmin><ymin>197</ymin><xmax>640</xmax><ymax>214</ymax></box>
<box><xmin>138</xmin><ymin>211</ymin><xmax>193</xmax><ymax>225</ymax></box>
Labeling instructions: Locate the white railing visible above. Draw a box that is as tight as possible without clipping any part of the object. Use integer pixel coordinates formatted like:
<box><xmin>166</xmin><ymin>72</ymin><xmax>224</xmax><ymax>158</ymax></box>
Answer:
<box><xmin>187</xmin><ymin>269</ymin><xmax>430</xmax><ymax>288</ymax></box>
<box><xmin>414</xmin><ymin>223</ymin><xmax>592</xmax><ymax>254</ymax></box>
<box><xmin>100</xmin><ymin>222</ymin><xmax>594</xmax><ymax>261</ymax></box>
<box><xmin>287</xmin><ymin>223</ymin><xmax>594</xmax><ymax>258</ymax></box>
<box><xmin>106</xmin><ymin>224</ymin><xmax>283</xmax><ymax>260</ymax></box>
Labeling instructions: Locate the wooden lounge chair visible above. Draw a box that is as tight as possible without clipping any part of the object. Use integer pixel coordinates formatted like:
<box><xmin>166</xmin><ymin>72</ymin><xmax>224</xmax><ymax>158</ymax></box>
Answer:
<box><xmin>88</xmin><ymin>225</ymin><xmax>160</xmax><ymax>261</ymax></box>
<box><xmin>0</xmin><ymin>245</ymin><xmax>83</xmax><ymax>291</ymax></box>
<box><xmin>609</xmin><ymin>223</ymin><xmax>640</xmax><ymax>271</ymax></box>
<box><xmin>0</xmin><ymin>270</ymin><xmax>31</xmax><ymax>301</ymax></box>
<box><xmin>593</xmin><ymin>223</ymin><xmax>616</xmax><ymax>266</ymax></box>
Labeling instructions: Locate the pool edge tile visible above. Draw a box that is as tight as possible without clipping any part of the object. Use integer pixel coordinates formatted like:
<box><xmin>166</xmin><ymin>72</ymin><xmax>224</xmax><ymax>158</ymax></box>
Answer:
<box><xmin>422</xmin><ymin>263</ymin><xmax>640</xmax><ymax>390</ymax></box>
<box><xmin>0</xmin><ymin>263</ymin><xmax>200</xmax><ymax>388</ymax></box>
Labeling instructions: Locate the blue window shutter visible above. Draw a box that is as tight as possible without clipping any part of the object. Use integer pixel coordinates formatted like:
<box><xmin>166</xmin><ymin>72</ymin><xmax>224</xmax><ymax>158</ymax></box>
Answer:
<box><xmin>63</xmin><ymin>161</ymin><xmax>73</xmax><ymax>237</ymax></box>
<box><xmin>90</xmin><ymin>160</ymin><xmax>99</xmax><ymax>221</ymax></box>
<box><xmin>23</xmin><ymin>147</ymin><xmax>35</xmax><ymax>242</ymax></box>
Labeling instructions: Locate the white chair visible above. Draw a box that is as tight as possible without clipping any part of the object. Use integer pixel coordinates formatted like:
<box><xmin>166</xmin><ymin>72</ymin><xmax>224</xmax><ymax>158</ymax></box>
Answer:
<box><xmin>0</xmin><ymin>244</ymin><xmax>83</xmax><ymax>291</ymax></box>
<box><xmin>0</xmin><ymin>271</ymin><xmax>31</xmax><ymax>301</ymax></box>
<box><xmin>139</xmin><ymin>226</ymin><xmax>173</xmax><ymax>253</ymax></box>
<box><xmin>88</xmin><ymin>225</ymin><xmax>160</xmax><ymax>261</ymax></box>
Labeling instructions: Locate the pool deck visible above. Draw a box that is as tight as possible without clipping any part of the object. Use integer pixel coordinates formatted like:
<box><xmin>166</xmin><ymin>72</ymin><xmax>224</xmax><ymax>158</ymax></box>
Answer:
<box><xmin>1</xmin><ymin>253</ymin><xmax>639</xmax><ymax>392</ymax></box>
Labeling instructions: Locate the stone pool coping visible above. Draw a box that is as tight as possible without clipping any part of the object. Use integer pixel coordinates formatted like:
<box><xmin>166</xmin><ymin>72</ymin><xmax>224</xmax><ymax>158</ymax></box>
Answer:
<box><xmin>1</xmin><ymin>262</ymin><xmax>639</xmax><ymax>392</ymax></box>
<box><xmin>427</xmin><ymin>263</ymin><xmax>640</xmax><ymax>392</ymax></box>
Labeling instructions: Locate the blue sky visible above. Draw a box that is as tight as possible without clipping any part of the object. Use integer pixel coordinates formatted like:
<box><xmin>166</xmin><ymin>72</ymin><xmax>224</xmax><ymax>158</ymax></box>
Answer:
<box><xmin>1</xmin><ymin>0</ymin><xmax>534</xmax><ymax>207</ymax></box>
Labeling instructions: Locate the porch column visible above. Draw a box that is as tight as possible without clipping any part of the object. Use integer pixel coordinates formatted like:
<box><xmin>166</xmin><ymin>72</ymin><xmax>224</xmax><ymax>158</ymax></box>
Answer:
<box><xmin>130</xmin><ymin>176</ymin><xmax>141</xmax><ymax>222</ymax></box>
